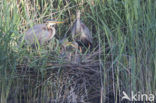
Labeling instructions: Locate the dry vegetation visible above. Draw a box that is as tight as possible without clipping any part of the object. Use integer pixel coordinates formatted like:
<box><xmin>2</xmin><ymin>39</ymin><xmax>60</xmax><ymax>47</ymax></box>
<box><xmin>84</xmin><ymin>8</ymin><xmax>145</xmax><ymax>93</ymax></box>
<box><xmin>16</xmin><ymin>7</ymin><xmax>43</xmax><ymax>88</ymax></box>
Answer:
<box><xmin>0</xmin><ymin>0</ymin><xmax>156</xmax><ymax>103</ymax></box>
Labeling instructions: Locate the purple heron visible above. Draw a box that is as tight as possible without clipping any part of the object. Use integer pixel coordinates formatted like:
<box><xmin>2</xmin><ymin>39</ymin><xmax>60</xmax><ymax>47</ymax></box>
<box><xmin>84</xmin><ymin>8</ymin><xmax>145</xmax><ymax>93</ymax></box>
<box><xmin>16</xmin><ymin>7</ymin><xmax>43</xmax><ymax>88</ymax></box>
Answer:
<box><xmin>24</xmin><ymin>20</ymin><xmax>63</xmax><ymax>46</ymax></box>
<box><xmin>71</xmin><ymin>10</ymin><xmax>92</xmax><ymax>48</ymax></box>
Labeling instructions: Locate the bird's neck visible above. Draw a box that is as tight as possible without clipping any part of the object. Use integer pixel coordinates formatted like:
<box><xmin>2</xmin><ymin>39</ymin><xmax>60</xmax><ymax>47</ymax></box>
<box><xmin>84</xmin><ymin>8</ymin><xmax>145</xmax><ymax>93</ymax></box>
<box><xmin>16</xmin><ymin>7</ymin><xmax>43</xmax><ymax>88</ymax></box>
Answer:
<box><xmin>51</xmin><ymin>27</ymin><xmax>56</xmax><ymax>38</ymax></box>
<box><xmin>47</xmin><ymin>23</ymin><xmax>51</xmax><ymax>28</ymax></box>
<box><xmin>76</xmin><ymin>11</ymin><xmax>81</xmax><ymax>19</ymax></box>
<box><xmin>76</xmin><ymin>19</ymin><xmax>81</xmax><ymax>30</ymax></box>
<box><xmin>76</xmin><ymin>15</ymin><xmax>80</xmax><ymax>20</ymax></box>
<box><xmin>49</xmin><ymin>27</ymin><xmax>56</xmax><ymax>40</ymax></box>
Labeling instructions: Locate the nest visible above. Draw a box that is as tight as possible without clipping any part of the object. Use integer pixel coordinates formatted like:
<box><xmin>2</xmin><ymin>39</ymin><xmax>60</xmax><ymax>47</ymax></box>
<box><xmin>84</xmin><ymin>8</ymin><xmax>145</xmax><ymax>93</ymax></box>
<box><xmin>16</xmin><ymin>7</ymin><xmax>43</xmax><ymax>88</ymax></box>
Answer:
<box><xmin>11</xmin><ymin>49</ymin><xmax>102</xmax><ymax>103</ymax></box>
<box><xmin>45</xmin><ymin>50</ymin><xmax>101</xmax><ymax>103</ymax></box>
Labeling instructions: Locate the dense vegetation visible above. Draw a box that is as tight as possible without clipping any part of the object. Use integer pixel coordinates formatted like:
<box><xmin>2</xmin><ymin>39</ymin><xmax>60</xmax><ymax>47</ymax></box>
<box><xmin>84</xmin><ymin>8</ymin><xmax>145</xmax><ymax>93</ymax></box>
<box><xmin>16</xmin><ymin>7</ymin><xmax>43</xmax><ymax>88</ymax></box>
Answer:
<box><xmin>0</xmin><ymin>0</ymin><xmax>155</xmax><ymax>103</ymax></box>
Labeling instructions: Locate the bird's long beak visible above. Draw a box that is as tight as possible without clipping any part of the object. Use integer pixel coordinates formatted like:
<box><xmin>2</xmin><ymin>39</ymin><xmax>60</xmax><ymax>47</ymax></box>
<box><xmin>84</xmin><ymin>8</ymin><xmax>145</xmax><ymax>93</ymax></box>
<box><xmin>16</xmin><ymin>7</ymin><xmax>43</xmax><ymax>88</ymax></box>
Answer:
<box><xmin>48</xmin><ymin>21</ymin><xmax>64</xmax><ymax>24</ymax></box>
<box><xmin>64</xmin><ymin>42</ymin><xmax>78</xmax><ymax>48</ymax></box>
<box><xmin>64</xmin><ymin>42</ymin><xmax>72</xmax><ymax>46</ymax></box>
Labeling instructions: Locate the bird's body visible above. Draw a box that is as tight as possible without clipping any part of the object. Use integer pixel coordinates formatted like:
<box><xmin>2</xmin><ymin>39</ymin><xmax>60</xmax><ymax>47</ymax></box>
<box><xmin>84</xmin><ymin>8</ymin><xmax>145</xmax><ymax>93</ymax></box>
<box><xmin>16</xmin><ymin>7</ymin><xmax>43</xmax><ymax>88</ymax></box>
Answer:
<box><xmin>71</xmin><ymin>10</ymin><xmax>92</xmax><ymax>47</ymax></box>
<box><xmin>60</xmin><ymin>41</ymin><xmax>80</xmax><ymax>64</ymax></box>
<box><xmin>25</xmin><ymin>24</ymin><xmax>55</xmax><ymax>45</ymax></box>
<box><xmin>24</xmin><ymin>20</ymin><xmax>63</xmax><ymax>46</ymax></box>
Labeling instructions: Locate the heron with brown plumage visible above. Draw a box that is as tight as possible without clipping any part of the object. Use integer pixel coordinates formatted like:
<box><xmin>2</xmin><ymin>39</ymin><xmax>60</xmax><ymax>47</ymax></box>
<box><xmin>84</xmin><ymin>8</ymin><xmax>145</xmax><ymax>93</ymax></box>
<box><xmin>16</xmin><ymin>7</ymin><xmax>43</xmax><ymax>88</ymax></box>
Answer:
<box><xmin>71</xmin><ymin>10</ymin><xmax>93</xmax><ymax>51</ymax></box>
<box><xmin>24</xmin><ymin>20</ymin><xmax>63</xmax><ymax>46</ymax></box>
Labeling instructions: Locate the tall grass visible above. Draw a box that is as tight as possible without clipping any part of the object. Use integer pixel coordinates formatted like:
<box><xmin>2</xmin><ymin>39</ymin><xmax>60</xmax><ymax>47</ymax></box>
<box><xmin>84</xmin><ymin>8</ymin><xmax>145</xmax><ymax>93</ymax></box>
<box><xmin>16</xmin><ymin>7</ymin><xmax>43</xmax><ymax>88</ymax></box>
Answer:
<box><xmin>0</xmin><ymin>0</ymin><xmax>155</xmax><ymax>103</ymax></box>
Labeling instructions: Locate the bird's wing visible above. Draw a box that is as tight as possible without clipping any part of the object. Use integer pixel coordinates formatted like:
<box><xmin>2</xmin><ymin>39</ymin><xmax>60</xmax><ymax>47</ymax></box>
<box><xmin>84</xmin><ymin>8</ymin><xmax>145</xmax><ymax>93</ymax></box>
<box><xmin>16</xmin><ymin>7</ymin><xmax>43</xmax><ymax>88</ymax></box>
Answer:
<box><xmin>80</xmin><ymin>21</ymin><xmax>92</xmax><ymax>44</ymax></box>
<box><xmin>39</xmin><ymin>29</ymin><xmax>52</xmax><ymax>44</ymax></box>
<box><xmin>24</xmin><ymin>24</ymin><xmax>47</xmax><ymax>44</ymax></box>
<box><xmin>33</xmin><ymin>24</ymin><xmax>54</xmax><ymax>44</ymax></box>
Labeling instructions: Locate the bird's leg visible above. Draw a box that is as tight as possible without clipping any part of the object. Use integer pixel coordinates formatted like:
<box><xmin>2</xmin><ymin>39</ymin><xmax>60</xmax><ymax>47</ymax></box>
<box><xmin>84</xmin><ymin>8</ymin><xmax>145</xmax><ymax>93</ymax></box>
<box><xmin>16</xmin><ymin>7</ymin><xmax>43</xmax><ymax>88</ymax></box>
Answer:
<box><xmin>74</xmin><ymin>48</ymin><xmax>78</xmax><ymax>63</ymax></box>
<box><xmin>79</xmin><ymin>46</ymin><xmax>82</xmax><ymax>53</ymax></box>
<box><xmin>69</xmin><ymin>52</ymin><xmax>72</xmax><ymax>61</ymax></box>
<box><xmin>88</xmin><ymin>43</ymin><xmax>92</xmax><ymax>51</ymax></box>
<box><xmin>88</xmin><ymin>43</ymin><xmax>90</xmax><ymax>49</ymax></box>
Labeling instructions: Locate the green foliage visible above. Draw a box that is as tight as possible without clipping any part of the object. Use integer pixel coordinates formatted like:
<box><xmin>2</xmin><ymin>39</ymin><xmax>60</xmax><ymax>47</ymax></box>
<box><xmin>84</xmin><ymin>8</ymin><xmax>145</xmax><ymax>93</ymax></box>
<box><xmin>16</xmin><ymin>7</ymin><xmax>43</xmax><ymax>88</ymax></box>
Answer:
<box><xmin>0</xmin><ymin>0</ymin><xmax>155</xmax><ymax>102</ymax></box>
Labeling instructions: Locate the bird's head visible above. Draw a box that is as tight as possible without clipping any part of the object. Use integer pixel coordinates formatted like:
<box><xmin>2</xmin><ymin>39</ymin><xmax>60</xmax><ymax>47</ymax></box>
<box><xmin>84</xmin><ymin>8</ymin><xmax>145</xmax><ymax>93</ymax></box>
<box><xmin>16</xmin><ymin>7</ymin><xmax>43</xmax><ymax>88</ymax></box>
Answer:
<box><xmin>46</xmin><ymin>20</ymin><xmax>64</xmax><ymax>28</ymax></box>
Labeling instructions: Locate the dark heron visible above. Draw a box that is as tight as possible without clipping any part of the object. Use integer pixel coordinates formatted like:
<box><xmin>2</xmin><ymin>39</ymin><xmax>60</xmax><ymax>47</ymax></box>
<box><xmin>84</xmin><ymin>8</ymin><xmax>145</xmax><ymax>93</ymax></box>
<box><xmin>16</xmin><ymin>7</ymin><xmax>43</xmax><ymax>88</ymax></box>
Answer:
<box><xmin>71</xmin><ymin>10</ymin><xmax>92</xmax><ymax>49</ymax></box>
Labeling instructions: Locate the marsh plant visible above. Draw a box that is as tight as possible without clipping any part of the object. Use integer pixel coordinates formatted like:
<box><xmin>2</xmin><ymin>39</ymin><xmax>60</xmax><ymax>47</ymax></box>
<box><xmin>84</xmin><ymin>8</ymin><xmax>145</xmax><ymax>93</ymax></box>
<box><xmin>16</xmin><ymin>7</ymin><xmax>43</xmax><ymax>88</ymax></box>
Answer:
<box><xmin>0</xmin><ymin>0</ymin><xmax>155</xmax><ymax>103</ymax></box>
